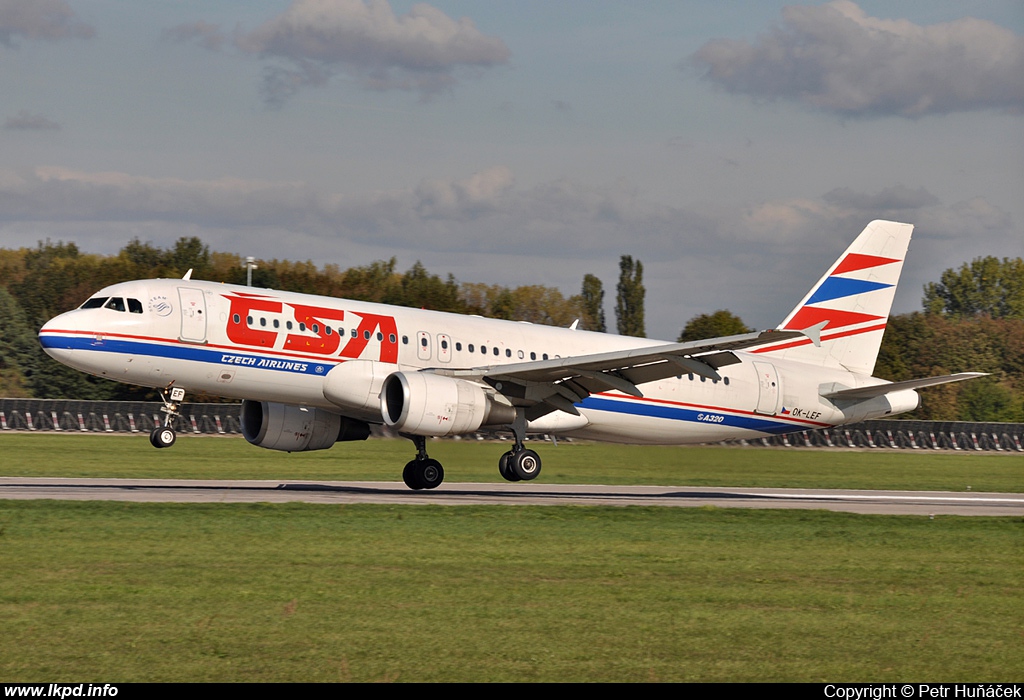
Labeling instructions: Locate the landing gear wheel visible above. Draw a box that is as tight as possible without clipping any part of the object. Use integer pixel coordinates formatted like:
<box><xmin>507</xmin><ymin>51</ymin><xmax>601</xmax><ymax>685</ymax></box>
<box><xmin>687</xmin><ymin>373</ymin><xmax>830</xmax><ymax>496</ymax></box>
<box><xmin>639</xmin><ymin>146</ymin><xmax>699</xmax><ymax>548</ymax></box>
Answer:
<box><xmin>403</xmin><ymin>460</ymin><xmax>425</xmax><ymax>490</ymax></box>
<box><xmin>150</xmin><ymin>426</ymin><xmax>176</xmax><ymax>449</ymax></box>
<box><xmin>498</xmin><ymin>450</ymin><xmax>521</xmax><ymax>482</ymax></box>
<box><xmin>511</xmin><ymin>449</ymin><xmax>541</xmax><ymax>481</ymax></box>
<box><xmin>403</xmin><ymin>458</ymin><xmax>445</xmax><ymax>490</ymax></box>
<box><xmin>418</xmin><ymin>459</ymin><xmax>444</xmax><ymax>490</ymax></box>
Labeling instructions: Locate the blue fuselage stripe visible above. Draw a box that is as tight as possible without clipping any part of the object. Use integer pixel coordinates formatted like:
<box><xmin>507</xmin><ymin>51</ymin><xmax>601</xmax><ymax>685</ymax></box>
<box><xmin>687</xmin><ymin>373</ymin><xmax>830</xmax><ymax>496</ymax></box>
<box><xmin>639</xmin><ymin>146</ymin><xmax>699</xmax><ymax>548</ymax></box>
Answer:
<box><xmin>579</xmin><ymin>396</ymin><xmax>800</xmax><ymax>434</ymax></box>
<box><xmin>40</xmin><ymin>334</ymin><xmax>334</xmax><ymax>376</ymax></box>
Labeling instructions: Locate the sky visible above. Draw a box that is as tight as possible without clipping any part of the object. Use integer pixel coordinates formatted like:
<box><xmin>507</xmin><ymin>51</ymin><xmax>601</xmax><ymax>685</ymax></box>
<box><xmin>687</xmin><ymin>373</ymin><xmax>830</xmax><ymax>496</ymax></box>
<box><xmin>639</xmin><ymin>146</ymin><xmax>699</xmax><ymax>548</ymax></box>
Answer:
<box><xmin>1</xmin><ymin>0</ymin><xmax>1022</xmax><ymax>340</ymax></box>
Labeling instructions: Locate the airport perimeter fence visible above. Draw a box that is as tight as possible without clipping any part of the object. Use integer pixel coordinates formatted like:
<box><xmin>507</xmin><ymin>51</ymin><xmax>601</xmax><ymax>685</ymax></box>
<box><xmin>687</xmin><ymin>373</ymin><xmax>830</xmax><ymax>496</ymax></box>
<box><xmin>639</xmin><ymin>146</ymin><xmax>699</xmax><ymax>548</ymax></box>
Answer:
<box><xmin>0</xmin><ymin>398</ymin><xmax>1022</xmax><ymax>452</ymax></box>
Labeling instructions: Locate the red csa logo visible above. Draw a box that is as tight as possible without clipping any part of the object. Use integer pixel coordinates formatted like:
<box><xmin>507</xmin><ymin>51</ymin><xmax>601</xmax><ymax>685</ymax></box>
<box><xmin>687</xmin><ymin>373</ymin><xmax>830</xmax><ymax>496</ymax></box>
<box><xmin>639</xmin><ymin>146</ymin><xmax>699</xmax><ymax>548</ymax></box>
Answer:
<box><xmin>223</xmin><ymin>292</ymin><xmax>398</xmax><ymax>363</ymax></box>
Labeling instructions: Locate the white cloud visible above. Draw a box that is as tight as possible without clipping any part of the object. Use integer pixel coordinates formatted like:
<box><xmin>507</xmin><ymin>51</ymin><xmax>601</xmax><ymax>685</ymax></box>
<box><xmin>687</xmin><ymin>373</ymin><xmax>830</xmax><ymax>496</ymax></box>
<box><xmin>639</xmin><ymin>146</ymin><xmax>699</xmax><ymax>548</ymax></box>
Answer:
<box><xmin>0</xmin><ymin>0</ymin><xmax>94</xmax><ymax>46</ymax></box>
<box><xmin>233</xmin><ymin>0</ymin><xmax>510</xmax><ymax>105</ymax></box>
<box><xmin>690</xmin><ymin>1</ymin><xmax>1024</xmax><ymax>117</ymax></box>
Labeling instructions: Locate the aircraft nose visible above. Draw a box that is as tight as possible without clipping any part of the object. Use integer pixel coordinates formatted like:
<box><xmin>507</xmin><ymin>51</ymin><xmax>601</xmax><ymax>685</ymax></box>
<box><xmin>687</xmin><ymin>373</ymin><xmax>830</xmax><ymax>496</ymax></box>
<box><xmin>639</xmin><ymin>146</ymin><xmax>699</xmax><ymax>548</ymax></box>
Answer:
<box><xmin>38</xmin><ymin>311</ymin><xmax>79</xmax><ymax>360</ymax></box>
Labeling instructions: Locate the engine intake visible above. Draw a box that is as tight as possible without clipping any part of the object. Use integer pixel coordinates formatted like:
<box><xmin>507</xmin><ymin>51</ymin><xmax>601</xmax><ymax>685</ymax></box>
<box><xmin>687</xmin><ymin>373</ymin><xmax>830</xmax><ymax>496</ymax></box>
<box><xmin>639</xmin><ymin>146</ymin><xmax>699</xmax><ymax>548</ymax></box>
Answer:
<box><xmin>381</xmin><ymin>372</ymin><xmax>516</xmax><ymax>437</ymax></box>
<box><xmin>241</xmin><ymin>400</ymin><xmax>369</xmax><ymax>452</ymax></box>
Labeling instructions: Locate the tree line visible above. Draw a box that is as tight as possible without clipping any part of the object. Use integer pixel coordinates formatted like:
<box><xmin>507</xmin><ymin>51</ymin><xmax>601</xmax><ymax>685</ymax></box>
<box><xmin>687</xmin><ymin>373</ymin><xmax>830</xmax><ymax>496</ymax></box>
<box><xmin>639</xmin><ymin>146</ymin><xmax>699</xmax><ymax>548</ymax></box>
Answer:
<box><xmin>1</xmin><ymin>238</ymin><xmax>1020</xmax><ymax>421</ymax></box>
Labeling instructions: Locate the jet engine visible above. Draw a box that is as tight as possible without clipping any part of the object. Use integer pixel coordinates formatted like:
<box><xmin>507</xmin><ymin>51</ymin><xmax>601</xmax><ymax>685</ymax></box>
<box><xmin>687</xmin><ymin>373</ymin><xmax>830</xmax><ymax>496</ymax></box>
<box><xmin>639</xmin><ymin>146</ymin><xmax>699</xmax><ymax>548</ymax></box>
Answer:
<box><xmin>240</xmin><ymin>400</ymin><xmax>369</xmax><ymax>452</ymax></box>
<box><xmin>381</xmin><ymin>371</ymin><xmax>516</xmax><ymax>437</ymax></box>
<box><xmin>322</xmin><ymin>360</ymin><xmax>392</xmax><ymax>417</ymax></box>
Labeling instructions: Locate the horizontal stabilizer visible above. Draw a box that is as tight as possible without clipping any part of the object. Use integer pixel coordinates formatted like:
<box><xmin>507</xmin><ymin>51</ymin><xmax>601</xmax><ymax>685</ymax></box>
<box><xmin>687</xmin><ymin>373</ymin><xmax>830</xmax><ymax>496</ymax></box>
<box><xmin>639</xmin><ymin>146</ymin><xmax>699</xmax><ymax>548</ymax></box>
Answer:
<box><xmin>821</xmin><ymin>373</ymin><xmax>987</xmax><ymax>400</ymax></box>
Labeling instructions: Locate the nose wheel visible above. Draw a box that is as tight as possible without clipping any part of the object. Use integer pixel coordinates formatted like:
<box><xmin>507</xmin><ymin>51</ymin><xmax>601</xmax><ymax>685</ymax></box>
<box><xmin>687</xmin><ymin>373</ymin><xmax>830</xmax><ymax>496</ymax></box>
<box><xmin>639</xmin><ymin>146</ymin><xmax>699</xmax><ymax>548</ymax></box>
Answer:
<box><xmin>150</xmin><ymin>384</ymin><xmax>185</xmax><ymax>449</ymax></box>
<box><xmin>150</xmin><ymin>425</ymin><xmax>177</xmax><ymax>448</ymax></box>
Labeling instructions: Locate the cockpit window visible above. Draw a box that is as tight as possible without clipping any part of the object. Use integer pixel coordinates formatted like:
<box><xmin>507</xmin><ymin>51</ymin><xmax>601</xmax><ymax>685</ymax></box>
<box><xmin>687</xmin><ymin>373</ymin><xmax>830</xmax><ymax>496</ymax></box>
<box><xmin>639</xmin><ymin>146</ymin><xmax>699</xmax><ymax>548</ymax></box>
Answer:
<box><xmin>104</xmin><ymin>297</ymin><xmax>126</xmax><ymax>312</ymax></box>
<box><xmin>127</xmin><ymin>298</ymin><xmax>143</xmax><ymax>314</ymax></box>
<box><xmin>80</xmin><ymin>297</ymin><xmax>108</xmax><ymax>309</ymax></box>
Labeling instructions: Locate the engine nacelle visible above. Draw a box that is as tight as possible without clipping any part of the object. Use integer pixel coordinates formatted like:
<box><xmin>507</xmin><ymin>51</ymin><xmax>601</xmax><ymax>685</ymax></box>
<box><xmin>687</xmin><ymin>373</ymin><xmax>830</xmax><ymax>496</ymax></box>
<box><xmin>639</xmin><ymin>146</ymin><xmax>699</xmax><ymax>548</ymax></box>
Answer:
<box><xmin>381</xmin><ymin>372</ymin><xmax>516</xmax><ymax>437</ymax></box>
<box><xmin>240</xmin><ymin>400</ymin><xmax>369</xmax><ymax>452</ymax></box>
<box><xmin>322</xmin><ymin>360</ymin><xmax>392</xmax><ymax>416</ymax></box>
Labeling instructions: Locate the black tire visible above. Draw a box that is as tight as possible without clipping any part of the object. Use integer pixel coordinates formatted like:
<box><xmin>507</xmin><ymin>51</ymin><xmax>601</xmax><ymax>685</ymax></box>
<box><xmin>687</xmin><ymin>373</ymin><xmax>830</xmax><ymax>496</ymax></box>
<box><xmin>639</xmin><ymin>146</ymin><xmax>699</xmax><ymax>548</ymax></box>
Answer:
<box><xmin>419</xmin><ymin>459</ymin><xmax>444</xmax><ymax>490</ymax></box>
<box><xmin>511</xmin><ymin>449</ymin><xmax>541</xmax><ymax>481</ymax></box>
<box><xmin>498</xmin><ymin>451</ymin><xmax>520</xmax><ymax>482</ymax></box>
<box><xmin>152</xmin><ymin>427</ymin><xmax>176</xmax><ymax>449</ymax></box>
<box><xmin>403</xmin><ymin>460</ymin><xmax>424</xmax><ymax>490</ymax></box>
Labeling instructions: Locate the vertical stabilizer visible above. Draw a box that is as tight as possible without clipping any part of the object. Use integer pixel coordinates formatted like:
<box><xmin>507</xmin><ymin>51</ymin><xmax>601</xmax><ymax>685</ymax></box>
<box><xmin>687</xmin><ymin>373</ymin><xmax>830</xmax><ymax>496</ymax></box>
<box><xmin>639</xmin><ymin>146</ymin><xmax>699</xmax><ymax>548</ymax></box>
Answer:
<box><xmin>757</xmin><ymin>220</ymin><xmax>913</xmax><ymax>376</ymax></box>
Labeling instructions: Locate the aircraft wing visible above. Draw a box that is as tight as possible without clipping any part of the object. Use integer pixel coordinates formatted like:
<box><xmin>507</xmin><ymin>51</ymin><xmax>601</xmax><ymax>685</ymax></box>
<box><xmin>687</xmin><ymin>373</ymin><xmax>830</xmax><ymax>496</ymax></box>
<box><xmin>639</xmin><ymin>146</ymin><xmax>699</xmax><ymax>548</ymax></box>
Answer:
<box><xmin>820</xmin><ymin>372</ymin><xmax>988</xmax><ymax>400</ymax></box>
<box><xmin>432</xmin><ymin>328</ymin><xmax>810</xmax><ymax>420</ymax></box>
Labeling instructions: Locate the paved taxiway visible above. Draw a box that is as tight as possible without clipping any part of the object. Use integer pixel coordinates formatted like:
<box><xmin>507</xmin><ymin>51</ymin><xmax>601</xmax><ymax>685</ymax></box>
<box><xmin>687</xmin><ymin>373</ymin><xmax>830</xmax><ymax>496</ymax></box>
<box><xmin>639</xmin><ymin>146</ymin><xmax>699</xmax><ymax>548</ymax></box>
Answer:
<box><xmin>0</xmin><ymin>477</ymin><xmax>1021</xmax><ymax>515</ymax></box>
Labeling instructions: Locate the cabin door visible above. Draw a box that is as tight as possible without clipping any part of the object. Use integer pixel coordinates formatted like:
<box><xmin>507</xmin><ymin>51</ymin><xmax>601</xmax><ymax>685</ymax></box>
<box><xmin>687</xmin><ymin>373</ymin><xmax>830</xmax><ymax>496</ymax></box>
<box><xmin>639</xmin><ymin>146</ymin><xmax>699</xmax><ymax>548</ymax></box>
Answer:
<box><xmin>178</xmin><ymin>287</ymin><xmax>207</xmax><ymax>343</ymax></box>
<box><xmin>752</xmin><ymin>361</ymin><xmax>780</xmax><ymax>415</ymax></box>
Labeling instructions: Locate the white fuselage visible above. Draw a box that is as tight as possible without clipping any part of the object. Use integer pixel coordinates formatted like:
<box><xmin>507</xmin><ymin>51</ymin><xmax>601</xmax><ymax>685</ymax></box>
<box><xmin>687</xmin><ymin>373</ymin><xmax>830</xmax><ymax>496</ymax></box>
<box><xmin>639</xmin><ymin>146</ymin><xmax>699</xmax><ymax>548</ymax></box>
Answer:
<box><xmin>39</xmin><ymin>278</ymin><xmax>902</xmax><ymax>444</ymax></box>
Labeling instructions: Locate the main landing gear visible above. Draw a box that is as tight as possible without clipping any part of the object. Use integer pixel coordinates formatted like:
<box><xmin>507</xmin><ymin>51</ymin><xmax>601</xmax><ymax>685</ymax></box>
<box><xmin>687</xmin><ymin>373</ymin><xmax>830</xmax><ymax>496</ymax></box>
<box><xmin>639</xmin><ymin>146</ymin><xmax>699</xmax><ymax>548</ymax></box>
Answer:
<box><xmin>399</xmin><ymin>410</ymin><xmax>543</xmax><ymax>490</ymax></box>
<box><xmin>149</xmin><ymin>385</ymin><xmax>185</xmax><ymax>449</ymax></box>
<box><xmin>497</xmin><ymin>411</ymin><xmax>542</xmax><ymax>482</ymax></box>
<box><xmin>402</xmin><ymin>435</ymin><xmax>445</xmax><ymax>490</ymax></box>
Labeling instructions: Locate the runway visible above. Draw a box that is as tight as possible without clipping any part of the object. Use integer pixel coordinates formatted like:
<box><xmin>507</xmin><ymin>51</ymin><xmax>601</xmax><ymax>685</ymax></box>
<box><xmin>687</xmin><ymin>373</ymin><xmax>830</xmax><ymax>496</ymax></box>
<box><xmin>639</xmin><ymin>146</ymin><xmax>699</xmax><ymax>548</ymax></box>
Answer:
<box><xmin>0</xmin><ymin>477</ymin><xmax>1021</xmax><ymax>515</ymax></box>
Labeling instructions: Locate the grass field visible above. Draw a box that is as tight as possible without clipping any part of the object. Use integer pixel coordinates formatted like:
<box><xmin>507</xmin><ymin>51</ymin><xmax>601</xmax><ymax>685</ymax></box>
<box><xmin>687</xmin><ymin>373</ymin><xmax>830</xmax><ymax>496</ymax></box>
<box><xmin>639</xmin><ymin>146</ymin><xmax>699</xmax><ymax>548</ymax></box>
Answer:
<box><xmin>0</xmin><ymin>434</ymin><xmax>1021</xmax><ymax>682</ymax></box>
<box><xmin>1</xmin><ymin>501</ymin><xmax>1021</xmax><ymax>682</ymax></box>
<box><xmin>1</xmin><ymin>432</ymin><xmax>1021</xmax><ymax>492</ymax></box>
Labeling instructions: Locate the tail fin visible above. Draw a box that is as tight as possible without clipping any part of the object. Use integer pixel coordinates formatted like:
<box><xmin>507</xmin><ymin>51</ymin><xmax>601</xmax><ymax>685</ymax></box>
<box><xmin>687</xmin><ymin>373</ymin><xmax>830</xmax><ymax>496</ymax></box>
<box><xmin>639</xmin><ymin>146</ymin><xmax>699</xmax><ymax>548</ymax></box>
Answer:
<box><xmin>757</xmin><ymin>220</ymin><xmax>913</xmax><ymax>376</ymax></box>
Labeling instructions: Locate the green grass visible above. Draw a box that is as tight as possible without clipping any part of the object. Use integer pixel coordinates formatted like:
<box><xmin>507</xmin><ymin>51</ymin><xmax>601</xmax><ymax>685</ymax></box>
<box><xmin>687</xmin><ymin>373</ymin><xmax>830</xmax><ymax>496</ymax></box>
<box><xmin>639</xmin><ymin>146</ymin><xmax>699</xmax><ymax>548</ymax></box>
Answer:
<box><xmin>0</xmin><ymin>501</ymin><xmax>1020</xmax><ymax>682</ymax></box>
<box><xmin>0</xmin><ymin>433</ymin><xmax>1020</xmax><ymax>492</ymax></box>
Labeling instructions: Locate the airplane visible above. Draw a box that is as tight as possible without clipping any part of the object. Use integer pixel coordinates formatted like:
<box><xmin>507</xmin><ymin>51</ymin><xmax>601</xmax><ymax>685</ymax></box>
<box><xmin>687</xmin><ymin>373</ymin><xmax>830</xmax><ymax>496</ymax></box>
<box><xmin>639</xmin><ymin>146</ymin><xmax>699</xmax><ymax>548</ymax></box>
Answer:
<box><xmin>38</xmin><ymin>220</ymin><xmax>983</xmax><ymax>490</ymax></box>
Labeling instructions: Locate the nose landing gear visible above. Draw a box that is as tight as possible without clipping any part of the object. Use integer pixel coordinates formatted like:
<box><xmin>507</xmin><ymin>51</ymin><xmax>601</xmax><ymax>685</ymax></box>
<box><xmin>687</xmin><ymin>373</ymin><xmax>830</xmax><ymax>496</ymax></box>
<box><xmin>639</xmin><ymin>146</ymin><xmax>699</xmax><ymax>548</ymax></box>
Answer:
<box><xmin>150</xmin><ymin>385</ymin><xmax>185</xmax><ymax>449</ymax></box>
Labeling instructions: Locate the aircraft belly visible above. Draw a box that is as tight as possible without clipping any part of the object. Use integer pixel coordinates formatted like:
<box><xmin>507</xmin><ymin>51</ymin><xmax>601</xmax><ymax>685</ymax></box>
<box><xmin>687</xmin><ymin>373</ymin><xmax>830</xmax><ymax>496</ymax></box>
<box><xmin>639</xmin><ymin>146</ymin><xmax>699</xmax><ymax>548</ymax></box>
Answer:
<box><xmin>574</xmin><ymin>393</ymin><xmax>814</xmax><ymax>445</ymax></box>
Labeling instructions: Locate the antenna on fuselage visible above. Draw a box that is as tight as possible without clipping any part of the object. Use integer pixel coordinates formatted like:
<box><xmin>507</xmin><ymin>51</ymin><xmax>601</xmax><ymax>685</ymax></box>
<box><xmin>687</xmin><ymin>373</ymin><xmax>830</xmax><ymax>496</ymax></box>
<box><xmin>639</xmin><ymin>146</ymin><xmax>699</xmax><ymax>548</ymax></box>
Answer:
<box><xmin>182</xmin><ymin>269</ymin><xmax>193</xmax><ymax>280</ymax></box>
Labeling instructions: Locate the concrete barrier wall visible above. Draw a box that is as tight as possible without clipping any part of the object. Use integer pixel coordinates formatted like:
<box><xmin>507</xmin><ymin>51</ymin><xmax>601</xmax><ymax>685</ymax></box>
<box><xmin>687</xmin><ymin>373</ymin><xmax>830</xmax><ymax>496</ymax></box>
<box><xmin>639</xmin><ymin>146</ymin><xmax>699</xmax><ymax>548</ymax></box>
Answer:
<box><xmin>1</xmin><ymin>399</ymin><xmax>1022</xmax><ymax>452</ymax></box>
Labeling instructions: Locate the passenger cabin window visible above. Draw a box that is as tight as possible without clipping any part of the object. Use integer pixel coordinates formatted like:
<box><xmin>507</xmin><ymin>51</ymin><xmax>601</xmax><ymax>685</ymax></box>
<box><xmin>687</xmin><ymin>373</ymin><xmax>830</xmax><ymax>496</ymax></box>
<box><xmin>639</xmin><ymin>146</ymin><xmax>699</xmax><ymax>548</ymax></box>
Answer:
<box><xmin>80</xmin><ymin>297</ymin><xmax>108</xmax><ymax>309</ymax></box>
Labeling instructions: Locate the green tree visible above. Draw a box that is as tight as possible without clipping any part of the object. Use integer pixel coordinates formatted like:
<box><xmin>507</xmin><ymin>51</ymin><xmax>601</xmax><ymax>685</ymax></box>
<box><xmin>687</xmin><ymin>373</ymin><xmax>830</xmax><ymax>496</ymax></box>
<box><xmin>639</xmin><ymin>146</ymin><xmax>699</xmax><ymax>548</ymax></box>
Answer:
<box><xmin>167</xmin><ymin>237</ymin><xmax>212</xmax><ymax>279</ymax></box>
<box><xmin>615</xmin><ymin>255</ymin><xmax>645</xmax><ymax>337</ymax></box>
<box><xmin>923</xmin><ymin>256</ymin><xmax>1024</xmax><ymax>319</ymax></box>
<box><xmin>0</xmin><ymin>287</ymin><xmax>35</xmax><ymax>396</ymax></box>
<box><xmin>399</xmin><ymin>262</ymin><xmax>464</xmax><ymax>312</ymax></box>
<box><xmin>580</xmin><ymin>273</ymin><xmax>606</xmax><ymax>332</ymax></box>
<box><xmin>339</xmin><ymin>258</ymin><xmax>402</xmax><ymax>303</ymax></box>
<box><xmin>876</xmin><ymin>312</ymin><xmax>1024</xmax><ymax>420</ymax></box>
<box><xmin>677</xmin><ymin>310</ymin><xmax>751</xmax><ymax>343</ymax></box>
